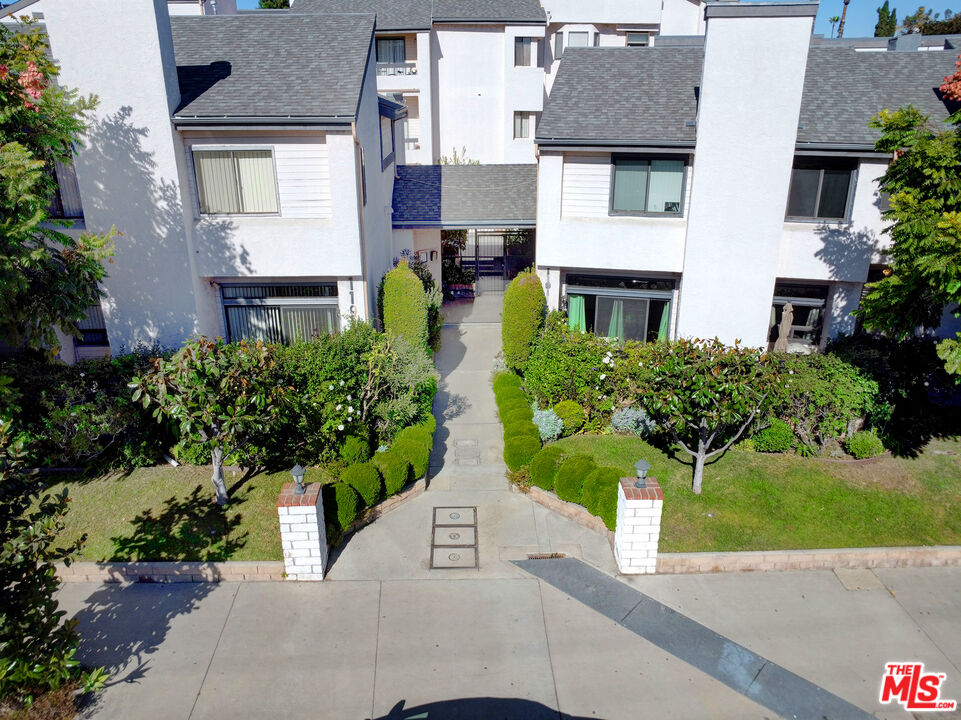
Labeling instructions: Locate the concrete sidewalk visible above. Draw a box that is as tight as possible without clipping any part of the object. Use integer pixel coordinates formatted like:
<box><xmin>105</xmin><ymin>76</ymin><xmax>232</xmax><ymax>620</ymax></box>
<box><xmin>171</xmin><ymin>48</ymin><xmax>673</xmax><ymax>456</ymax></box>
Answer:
<box><xmin>59</xmin><ymin>567</ymin><xmax>961</xmax><ymax>719</ymax></box>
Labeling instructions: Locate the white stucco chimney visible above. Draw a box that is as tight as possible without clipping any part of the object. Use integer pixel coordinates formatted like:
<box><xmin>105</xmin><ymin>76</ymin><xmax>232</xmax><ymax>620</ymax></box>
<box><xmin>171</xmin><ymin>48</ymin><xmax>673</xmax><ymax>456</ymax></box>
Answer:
<box><xmin>675</xmin><ymin>1</ymin><xmax>818</xmax><ymax>347</ymax></box>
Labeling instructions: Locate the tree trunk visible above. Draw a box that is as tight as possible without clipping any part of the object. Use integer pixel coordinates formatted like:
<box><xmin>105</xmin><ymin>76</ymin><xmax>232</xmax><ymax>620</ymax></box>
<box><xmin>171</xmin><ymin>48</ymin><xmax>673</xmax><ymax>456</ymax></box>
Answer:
<box><xmin>210</xmin><ymin>447</ymin><xmax>228</xmax><ymax>505</ymax></box>
<box><xmin>692</xmin><ymin>450</ymin><xmax>706</xmax><ymax>495</ymax></box>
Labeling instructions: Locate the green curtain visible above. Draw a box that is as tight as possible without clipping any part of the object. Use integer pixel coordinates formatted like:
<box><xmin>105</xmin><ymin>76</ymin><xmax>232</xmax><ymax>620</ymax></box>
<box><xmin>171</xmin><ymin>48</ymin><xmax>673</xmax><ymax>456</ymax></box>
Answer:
<box><xmin>657</xmin><ymin>302</ymin><xmax>670</xmax><ymax>341</ymax></box>
<box><xmin>607</xmin><ymin>299</ymin><xmax>625</xmax><ymax>341</ymax></box>
<box><xmin>568</xmin><ymin>295</ymin><xmax>586</xmax><ymax>332</ymax></box>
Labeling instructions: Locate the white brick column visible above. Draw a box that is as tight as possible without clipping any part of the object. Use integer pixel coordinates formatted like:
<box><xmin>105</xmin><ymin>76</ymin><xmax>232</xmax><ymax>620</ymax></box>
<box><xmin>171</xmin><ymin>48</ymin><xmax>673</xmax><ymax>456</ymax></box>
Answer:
<box><xmin>277</xmin><ymin>483</ymin><xmax>328</xmax><ymax>581</ymax></box>
<box><xmin>614</xmin><ymin>477</ymin><xmax>663</xmax><ymax>575</ymax></box>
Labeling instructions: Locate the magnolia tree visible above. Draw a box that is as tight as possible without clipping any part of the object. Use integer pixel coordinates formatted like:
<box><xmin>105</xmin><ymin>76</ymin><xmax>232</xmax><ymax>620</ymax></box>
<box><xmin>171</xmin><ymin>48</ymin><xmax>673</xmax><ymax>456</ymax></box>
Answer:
<box><xmin>132</xmin><ymin>339</ymin><xmax>287</xmax><ymax>504</ymax></box>
<box><xmin>637</xmin><ymin>339</ymin><xmax>779</xmax><ymax>494</ymax></box>
<box><xmin>0</xmin><ymin>19</ymin><xmax>114</xmax><ymax>353</ymax></box>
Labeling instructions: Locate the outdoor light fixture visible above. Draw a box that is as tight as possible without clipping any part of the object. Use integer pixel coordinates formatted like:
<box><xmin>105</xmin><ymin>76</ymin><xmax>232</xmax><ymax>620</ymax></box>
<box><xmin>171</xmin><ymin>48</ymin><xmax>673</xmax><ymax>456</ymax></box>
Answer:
<box><xmin>290</xmin><ymin>463</ymin><xmax>306</xmax><ymax>494</ymax></box>
<box><xmin>634</xmin><ymin>459</ymin><xmax>651</xmax><ymax>488</ymax></box>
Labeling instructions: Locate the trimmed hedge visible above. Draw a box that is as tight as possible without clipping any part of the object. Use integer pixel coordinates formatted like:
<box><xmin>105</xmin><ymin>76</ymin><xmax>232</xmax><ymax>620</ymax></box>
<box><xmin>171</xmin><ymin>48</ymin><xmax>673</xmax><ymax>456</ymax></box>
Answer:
<box><xmin>529</xmin><ymin>445</ymin><xmax>564</xmax><ymax>491</ymax></box>
<box><xmin>496</xmin><ymin>388</ymin><xmax>528</xmax><ymax>408</ymax></box>
<box><xmin>846</xmin><ymin>430</ymin><xmax>885</xmax><ymax>459</ymax></box>
<box><xmin>391</xmin><ymin>431</ymin><xmax>432</xmax><ymax>479</ymax></box>
<box><xmin>504</xmin><ymin>407</ymin><xmax>534</xmax><ymax>426</ymax></box>
<box><xmin>373</xmin><ymin>451</ymin><xmax>410</xmax><ymax>495</ymax></box>
<box><xmin>504</xmin><ymin>435</ymin><xmax>541</xmax><ymax>471</ymax></box>
<box><xmin>553</xmin><ymin>400</ymin><xmax>586</xmax><ymax>436</ymax></box>
<box><xmin>498</xmin><ymin>399</ymin><xmax>531</xmax><ymax>421</ymax></box>
<box><xmin>502</xmin><ymin>269</ymin><xmax>546</xmax><ymax>372</ymax></box>
<box><xmin>554</xmin><ymin>455</ymin><xmax>596</xmax><ymax>504</ymax></box>
<box><xmin>582</xmin><ymin>466</ymin><xmax>621</xmax><ymax>531</ymax></box>
<box><xmin>339</xmin><ymin>435</ymin><xmax>372</xmax><ymax>465</ymax></box>
<box><xmin>753</xmin><ymin>419</ymin><xmax>794</xmax><ymax>453</ymax></box>
<box><xmin>503</xmin><ymin>421</ymin><xmax>540</xmax><ymax>441</ymax></box>
<box><xmin>342</xmin><ymin>461</ymin><xmax>382</xmax><ymax>506</ymax></box>
<box><xmin>324</xmin><ymin>482</ymin><xmax>360</xmax><ymax>532</ymax></box>
<box><xmin>382</xmin><ymin>261</ymin><xmax>429</xmax><ymax>348</ymax></box>
<box><xmin>492</xmin><ymin>373</ymin><xmax>523</xmax><ymax>395</ymax></box>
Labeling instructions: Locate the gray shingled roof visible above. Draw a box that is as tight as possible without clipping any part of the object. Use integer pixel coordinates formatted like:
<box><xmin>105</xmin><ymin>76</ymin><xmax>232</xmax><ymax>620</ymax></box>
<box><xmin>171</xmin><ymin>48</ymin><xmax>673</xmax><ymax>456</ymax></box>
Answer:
<box><xmin>432</xmin><ymin>0</ymin><xmax>546</xmax><ymax>23</ymax></box>
<box><xmin>392</xmin><ymin>164</ymin><xmax>537</xmax><ymax>227</ymax></box>
<box><xmin>290</xmin><ymin>0</ymin><xmax>432</xmax><ymax>31</ymax></box>
<box><xmin>538</xmin><ymin>45</ymin><xmax>961</xmax><ymax>149</ymax></box>
<box><xmin>798</xmin><ymin>48</ymin><xmax>958</xmax><ymax>147</ymax></box>
<box><xmin>537</xmin><ymin>47</ymin><xmax>702</xmax><ymax>146</ymax></box>
<box><xmin>170</xmin><ymin>14</ymin><xmax>374</xmax><ymax>122</ymax></box>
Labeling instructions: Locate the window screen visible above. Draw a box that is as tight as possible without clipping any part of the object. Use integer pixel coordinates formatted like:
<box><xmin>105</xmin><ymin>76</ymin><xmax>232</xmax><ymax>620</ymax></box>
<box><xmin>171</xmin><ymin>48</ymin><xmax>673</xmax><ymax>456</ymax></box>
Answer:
<box><xmin>626</xmin><ymin>32</ymin><xmax>650</xmax><ymax>46</ymax></box>
<box><xmin>611</xmin><ymin>157</ymin><xmax>684</xmax><ymax>214</ymax></box>
<box><xmin>568</xmin><ymin>31</ymin><xmax>589</xmax><ymax>47</ymax></box>
<box><xmin>194</xmin><ymin>149</ymin><xmax>277</xmax><ymax>214</ymax></box>
<box><xmin>786</xmin><ymin>159</ymin><xmax>854</xmax><ymax>220</ymax></box>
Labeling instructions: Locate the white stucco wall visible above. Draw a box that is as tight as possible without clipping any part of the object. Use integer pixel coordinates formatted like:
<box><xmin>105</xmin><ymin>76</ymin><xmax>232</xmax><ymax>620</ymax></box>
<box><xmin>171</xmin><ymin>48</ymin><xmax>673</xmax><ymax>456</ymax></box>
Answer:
<box><xmin>541</xmin><ymin>0</ymin><xmax>662</xmax><ymax>25</ymax></box>
<box><xmin>42</xmin><ymin>0</ymin><xmax>204</xmax><ymax>352</ymax></box>
<box><xmin>504</xmin><ymin>25</ymin><xmax>546</xmax><ymax>164</ymax></box>
<box><xmin>777</xmin><ymin>159</ymin><xmax>887</xmax><ymax>283</ymax></box>
<box><xmin>676</xmin><ymin>9</ymin><xmax>815</xmax><ymax>348</ymax></box>
<box><xmin>659</xmin><ymin>0</ymin><xmax>706</xmax><ymax>35</ymax></box>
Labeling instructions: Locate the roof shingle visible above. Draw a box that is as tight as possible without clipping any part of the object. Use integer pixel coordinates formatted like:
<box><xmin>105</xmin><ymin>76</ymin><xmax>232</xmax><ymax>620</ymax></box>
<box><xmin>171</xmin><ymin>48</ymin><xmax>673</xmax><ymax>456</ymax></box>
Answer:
<box><xmin>431</xmin><ymin>0</ymin><xmax>546</xmax><ymax>24</ymax></box>
<box><xmin>170</xmin><ymin>14</ymin><xmax>374</xmax><ymax>121</ymax></box>
<box><xmin>290</xmin><ymin>0</ymin><xmax>432</xmax><ymax>31</ymax></box>
<box><xmin>392</xmin><ymin>164</ymin><xmax>537</xmax><ymax>227</ymax></box>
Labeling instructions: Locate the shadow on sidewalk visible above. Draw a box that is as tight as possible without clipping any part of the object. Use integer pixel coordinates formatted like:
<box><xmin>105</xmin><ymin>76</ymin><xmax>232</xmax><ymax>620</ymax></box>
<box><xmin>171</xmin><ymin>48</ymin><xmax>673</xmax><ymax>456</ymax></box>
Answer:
<box><xmin>371</xmin><ymin>697</ymin><xmax>599</xmax><ymax>720</ymax></box>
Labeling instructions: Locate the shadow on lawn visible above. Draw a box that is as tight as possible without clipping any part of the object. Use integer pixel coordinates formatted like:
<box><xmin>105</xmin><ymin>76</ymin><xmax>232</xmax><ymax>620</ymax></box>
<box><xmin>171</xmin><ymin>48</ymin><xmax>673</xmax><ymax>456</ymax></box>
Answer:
<box><xmin>108</xmin><ymin>486</ymin><xmax>248</xmax><ymax>562</ymax></box>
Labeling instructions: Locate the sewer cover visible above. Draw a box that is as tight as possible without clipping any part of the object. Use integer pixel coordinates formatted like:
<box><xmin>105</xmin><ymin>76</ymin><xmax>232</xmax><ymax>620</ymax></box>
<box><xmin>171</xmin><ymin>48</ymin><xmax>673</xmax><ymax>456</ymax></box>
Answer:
<box><xmin>433</xmin><ymin>507</ymin><xmax>476</xmax><ymax>526</ymax></box>
<box><xmin>431</xmin><ymin>546</ymin><xmax>477</xmax><ymax>568</ymax></box>
<box><xmin>455</xmin><ymin>457</ymin><xmax>481</xmax><ymax>466</ymax></box>
<box><xmin>433</xmin><ymin>526</ymin><xmax>476</xmax><ymax>546</ymax></box>
<box><xmin>454</xmin><ymin>447</ymin><xmax>480</xmax><ymax>459</ymax></box>
<box><xmin>453</xmin><ymin>439</ymin><xmax>478</xmax><ymax>448</ymax></box>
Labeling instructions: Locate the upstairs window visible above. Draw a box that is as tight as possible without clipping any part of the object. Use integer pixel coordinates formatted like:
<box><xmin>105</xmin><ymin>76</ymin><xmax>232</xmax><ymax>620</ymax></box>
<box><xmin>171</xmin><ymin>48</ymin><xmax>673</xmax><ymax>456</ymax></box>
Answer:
<box><xmin>48</xmin><ymin>161</ymin><xmax>83</xmax><ymax>219</ymax></box>
<box><xmin>567</xmin><ymin>31</ymin><xmax>589</xmax><ymax>48</ymax></box>
<box><xmin>513</xmin><ymin>111</ymin><xmax>534</xmax><ymax>139</ymax></box>
<box><xmin>626</xmin><ymin>32</ymin><xmax>650</xmax><ymax>46</ymax></box>
<box><xmin>380</xmin><ymin>116</ymin><xmax>395</xmax><ymax>168</ymax></box>
<box><xmin>194</xmin><ymin>149</ymin><xmax>278</xmax><ymax>215</ymax></box>
<box><xmin>786</xmin><ymin>158</ymin><xmax>855</xmax><ymax>220</ymax></box>
<box><xmin>514</xmin><ymin>37</ymin><xmax>539</xmax><ymax>67</ymax></box>
<box><xmin>376</xmin><ymin>37</ymin><xmax>406</xmax><ymax>64</ymax></box>
<box><xmin>611</xmin><ymin>156</ymin><xmax>685</xmax><ymax>215</ymax></box>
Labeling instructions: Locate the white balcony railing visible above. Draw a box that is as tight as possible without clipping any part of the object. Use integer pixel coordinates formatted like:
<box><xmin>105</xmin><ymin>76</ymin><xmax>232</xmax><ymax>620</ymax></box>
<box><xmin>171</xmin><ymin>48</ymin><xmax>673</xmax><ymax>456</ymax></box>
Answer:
<box><xmin>377</xmin><ymin>61</ymin><xmax>417</xmax><ymax>77</ymax></box>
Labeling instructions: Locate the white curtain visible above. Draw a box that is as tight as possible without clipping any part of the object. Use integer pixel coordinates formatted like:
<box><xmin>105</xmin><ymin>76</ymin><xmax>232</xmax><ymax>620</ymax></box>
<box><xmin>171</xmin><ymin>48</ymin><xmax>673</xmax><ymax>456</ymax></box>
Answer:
<box><xmin>195</xmin><ymin>151</ymin><xmax>240</xmax><ymax>214</ymax></box>
<box><xmin>235</xmin><ymin>151</ymin><xmax>278</xmax><ymax>213</ymax></box>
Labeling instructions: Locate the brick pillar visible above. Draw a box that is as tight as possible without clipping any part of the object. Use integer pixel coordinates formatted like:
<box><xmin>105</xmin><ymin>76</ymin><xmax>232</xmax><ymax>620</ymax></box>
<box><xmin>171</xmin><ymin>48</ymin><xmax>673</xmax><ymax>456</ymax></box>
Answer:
<box><xmin>277</xmin><ymin>483</ymin><xmax>328</xmax><ymax>581</ymax></box>
<box><xmin>614</xmin><ymin>477</ymin><xmax>663</xmax><ymax>575</ymax></box>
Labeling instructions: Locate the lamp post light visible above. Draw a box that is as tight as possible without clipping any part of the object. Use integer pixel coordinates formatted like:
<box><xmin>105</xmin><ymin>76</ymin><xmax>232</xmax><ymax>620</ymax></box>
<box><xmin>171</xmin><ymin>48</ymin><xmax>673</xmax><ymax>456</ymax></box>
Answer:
<box><xmin>634</xmin><ymin>459</ymin><xmax>651</xmax><ymax>488</ymax></box>
<box><xmin>290</xmin><ymin>463</ymin><xmax>306</xmax><ymax>494</ymax></box>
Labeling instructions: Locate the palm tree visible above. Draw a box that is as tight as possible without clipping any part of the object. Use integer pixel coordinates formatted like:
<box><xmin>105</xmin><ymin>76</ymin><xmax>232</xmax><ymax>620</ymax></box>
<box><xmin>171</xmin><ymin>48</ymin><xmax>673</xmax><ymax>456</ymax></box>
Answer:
<box><xmin>829</xmin><ymin>15</ymin><xmax>841</xmax><ymax>36</ymax></box>
<box><xmin>837</xmin><ymin>0</ymin><xmax>852</xmax><ymax>37</ymax></box>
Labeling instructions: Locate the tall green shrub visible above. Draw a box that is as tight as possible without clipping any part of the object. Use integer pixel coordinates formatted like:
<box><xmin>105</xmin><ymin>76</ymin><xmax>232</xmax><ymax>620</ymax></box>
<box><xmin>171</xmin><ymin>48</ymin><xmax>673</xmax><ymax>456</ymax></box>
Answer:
<box><xmin>502</xmin><ymin>269</ymin><xmax>546</xmax><ymax>372</ymax></box>
<box><xmin>382</xmin><ymin>261</ymin><xmax>428</xmax><ymax>348</ymax></box>
<box><xmin>529</xmin><ymin>445</ymin><xmax>564</xmax><ymax>490</ymax></box>
<box><xmin>554</xmin><ymin>455</ymin><xmax>596</xmax><ymax>504</ymax></box>
<box><xmin>324</xmin><ymin>482</ymin><xmax>360</xmax><ymax>532</ymax></box>
<box><xmin>341</xmin><ymin>462</ymin><xmax>382</xmax><ymax>507</ymax></box>
<box><xmin>372</xmin><ymin>451</ymin><xmax>410</xmax><ymax>495</ymax></box>
<box><xmin>581</xmin><ymin>466</ymin><xmax>621</xmax><ymax>530</ymax></box>
<box><xmin>504</xmin><ymin>435</ymin><xmax>540</xmax><ymax>471</ymax></box>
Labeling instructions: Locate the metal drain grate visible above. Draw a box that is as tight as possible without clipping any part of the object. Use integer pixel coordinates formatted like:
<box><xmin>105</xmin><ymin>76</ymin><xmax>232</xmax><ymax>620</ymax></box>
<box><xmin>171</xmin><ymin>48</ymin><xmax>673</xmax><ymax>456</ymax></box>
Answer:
<box><xmin>527</xmin><ymin>553</ymin><xmax>567</xmax><ymax>560</ymax></box>
<box><xmin>430</xmin><ymin>506</ymin><xmax>478</xmax><ymax>569</ymax></box>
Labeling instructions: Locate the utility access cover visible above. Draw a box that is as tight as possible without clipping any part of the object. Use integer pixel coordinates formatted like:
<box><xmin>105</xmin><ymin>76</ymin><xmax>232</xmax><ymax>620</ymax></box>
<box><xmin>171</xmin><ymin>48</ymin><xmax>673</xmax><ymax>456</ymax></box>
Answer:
<box><xmin>430</xmin><ymin>506</ymin><xmax>478</xmax><ymax>569</ymax></box>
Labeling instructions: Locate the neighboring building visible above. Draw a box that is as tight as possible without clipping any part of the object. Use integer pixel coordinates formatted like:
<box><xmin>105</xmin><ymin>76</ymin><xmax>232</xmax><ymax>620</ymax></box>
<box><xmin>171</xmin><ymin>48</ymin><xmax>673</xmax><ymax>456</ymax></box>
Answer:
<box><xmin>25</xmin><ymin>0</ymin><xmax>403</xmax><ymax>353</ymax></box>
<box><xmin>534</xmin><ymin>2</ymin><xmax>960</xmax><ymax>351</ymax></box>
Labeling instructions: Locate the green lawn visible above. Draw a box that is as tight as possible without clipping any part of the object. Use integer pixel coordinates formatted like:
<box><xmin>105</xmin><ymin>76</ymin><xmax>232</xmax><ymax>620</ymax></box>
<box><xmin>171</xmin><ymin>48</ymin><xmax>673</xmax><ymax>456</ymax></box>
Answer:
<box><xmin>552</xmin><ymin>435</ymin><xmax>961</xmax><ymax>552</ymax></box>
<box><xmin>43</xmin><ymin>465</ymin><xmax>334</xmax><ymax>562</ymax></box>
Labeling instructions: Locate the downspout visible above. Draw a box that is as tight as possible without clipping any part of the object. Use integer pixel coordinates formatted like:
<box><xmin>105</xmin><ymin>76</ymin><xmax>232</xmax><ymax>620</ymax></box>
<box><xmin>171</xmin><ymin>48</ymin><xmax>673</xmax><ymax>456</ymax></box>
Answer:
<box><xmin>352</xmin><ymin>121</ymin><xmax>372</xmax><ymax>323</ymax></box>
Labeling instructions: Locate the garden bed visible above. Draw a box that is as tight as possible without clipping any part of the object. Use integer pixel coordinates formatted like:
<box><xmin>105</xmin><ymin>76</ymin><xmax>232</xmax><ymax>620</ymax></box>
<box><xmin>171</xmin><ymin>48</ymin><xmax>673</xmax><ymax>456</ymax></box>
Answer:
<box><xmin>550</xmin><ymin>434</ymin><xmax>961</xmax><ymax>552</ymax></box>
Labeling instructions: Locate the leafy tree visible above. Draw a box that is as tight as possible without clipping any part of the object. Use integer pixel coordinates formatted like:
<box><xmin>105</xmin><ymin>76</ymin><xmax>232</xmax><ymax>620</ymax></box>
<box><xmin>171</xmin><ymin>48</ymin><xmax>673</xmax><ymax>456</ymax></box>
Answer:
<box><xmin>901</xmin><ymin>5</ymin><xmax>933</xmax><ymax>32</ymax></box>
<box><xmin>0</xmin><ymin>19</ymin><xmax>113</xmax><ymax>354</ymax></box>
<box><xmin>132</xmin><ymin>338</ymin><xmax>288</xmax><ymax>504</ymax></box>
<box><xmin>830</xmin><ymin>15</ymin><xmax>841</xmax><ymax>37</ymax></box>
<box><xmin>857</xmin><ymin>105</ymin><xmax>961</xmax><ymax>376</ymax></box>
<box><xmin>875</xmin><ymin>1</ymin><xmax>898</xmax><ymax>35</ymax></box>
<box><xmin>0</xmin><ymin>401</ymin><xmax>106</xmax><ymax>705</ymax></box>
<box><xmin>637</xmin><ymin>339</ymin><xmax>778</xmax><ymax>494</ymax></box>
<box><xmin>258</xmin><ymin>0</ymin><xmax>289</xmax><ymax>7</ymax></box>
<box><xmin>438</xmin><ymin>146</ymin><xmax>480</xmax><ymax>165</ymax></box>
<box><xmin>919</xmin><ymin>12</ymin><xmax>961</xmax><ymax>32</ymax></box>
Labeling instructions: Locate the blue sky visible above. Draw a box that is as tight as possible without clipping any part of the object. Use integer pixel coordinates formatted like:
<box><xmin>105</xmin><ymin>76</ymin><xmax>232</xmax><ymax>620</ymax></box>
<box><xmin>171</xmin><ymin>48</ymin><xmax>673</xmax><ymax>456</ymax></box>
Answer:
<box><xmin>235</xmin><ymin>0</ymin><xmax>958</xmax><ymax>40</ymax></box>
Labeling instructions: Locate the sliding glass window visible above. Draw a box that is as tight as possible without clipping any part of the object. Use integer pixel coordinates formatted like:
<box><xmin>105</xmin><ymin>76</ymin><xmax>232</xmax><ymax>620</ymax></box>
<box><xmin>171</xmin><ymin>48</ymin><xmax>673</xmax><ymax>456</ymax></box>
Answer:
<box><xmin>611</xmin><ymin>156</ymin><xmax>685</xmax><ymax>215</ymax></box>
<box><xmin>785</xmin><ymin>158</ymin><xmax>855</xmax><ymax>220</ymax></box>
<box><xmin>194</xmin><ymin>149</ymin><xmax>278</xmax><ymax>215</ymax></box>
<box><xmin>221</xmin><ymin>284</ymin><xmax>339</xmax><ymax>344</ymax></box>
<box><xmin>566</xmin><ymin>275</ymin><xmax>674</xmax><ymax>343</ymax></box>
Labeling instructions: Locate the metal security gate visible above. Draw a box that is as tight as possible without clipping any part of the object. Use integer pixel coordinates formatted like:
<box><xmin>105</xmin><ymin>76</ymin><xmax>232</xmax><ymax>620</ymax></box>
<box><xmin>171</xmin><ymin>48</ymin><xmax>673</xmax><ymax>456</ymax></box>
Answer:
<box><xmin>454</xmin><ymin>229</ymin><xmax>534</xmax><ymax>295</ymax></box>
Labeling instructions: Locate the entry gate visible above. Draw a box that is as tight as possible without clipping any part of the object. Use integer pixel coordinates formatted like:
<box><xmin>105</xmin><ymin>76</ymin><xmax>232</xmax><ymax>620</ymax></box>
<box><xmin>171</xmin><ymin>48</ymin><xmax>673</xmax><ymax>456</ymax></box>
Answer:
<box><xmin>454</xmin><ymin>229</ymin><xmax>534</xmax><ymax>295</ymax></box>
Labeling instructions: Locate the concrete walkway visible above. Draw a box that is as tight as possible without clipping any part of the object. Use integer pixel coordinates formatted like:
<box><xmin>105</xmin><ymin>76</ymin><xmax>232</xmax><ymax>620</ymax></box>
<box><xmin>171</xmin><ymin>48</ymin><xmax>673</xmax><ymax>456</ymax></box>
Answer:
<box><xmin>58</xmin><ymin>303</ymin><xmax>961</xmax><ymax>719</ymax></box>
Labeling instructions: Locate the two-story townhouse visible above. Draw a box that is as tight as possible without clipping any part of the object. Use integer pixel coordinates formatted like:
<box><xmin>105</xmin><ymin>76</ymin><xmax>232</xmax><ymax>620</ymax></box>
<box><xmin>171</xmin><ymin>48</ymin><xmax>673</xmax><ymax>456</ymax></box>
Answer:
<box><xmin>26</xmin><ymin>0</ymin><xmax>403</xmax><ymax>353</ymax></box>
<box><xmin>534</xmin><ymin>1</ymin><xmax>960</xmax><ymax>351</ymax></box>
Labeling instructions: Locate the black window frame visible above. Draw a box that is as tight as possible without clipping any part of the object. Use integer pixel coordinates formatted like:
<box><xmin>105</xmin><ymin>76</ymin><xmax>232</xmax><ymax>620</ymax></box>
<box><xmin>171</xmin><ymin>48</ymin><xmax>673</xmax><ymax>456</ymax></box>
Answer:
<box><xmin>609</xmin><ymin>154</ymin><xmax>688</xmax><ymax>217</ymax></box>
<box><xmin>785</xmin><ymin>157</ymin><xmax>857</xmax><ymax>222</ymax></box>
<box><xmin>220</xmin><ymin>283</ymin><xmax>340</xmax><ymax>345</ymax></box>
<box><xmin>375</xmin><ymin>37</ymin><xmax>406</xmax><ymax>64</ymax></box>
<box><xmin>625</xmin><ymin>32</ymin><xmax>650</xmax><ymax>46</ymax></box>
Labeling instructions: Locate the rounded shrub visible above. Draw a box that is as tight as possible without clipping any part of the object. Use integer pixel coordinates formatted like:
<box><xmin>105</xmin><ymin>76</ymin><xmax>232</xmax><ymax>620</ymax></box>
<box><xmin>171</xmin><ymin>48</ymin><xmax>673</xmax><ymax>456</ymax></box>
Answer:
<box><xmin>502</xmin><ymin>269</ymin><xmax>546</xmax><ymax>372</ymax></box>
<box><xmin>382</xmin><ymin>261</ymin><xmax>428</xmax><ymax>347</ymax></box>
<box><xmin>496</xmin><ymin>389</ymin><xmax>527</xmax><ymax>410</ymax></box>
<box><xmin>581</xmin><ymin>466</ymin><xmax>621</xmax><ymax>530</ymax></box>
<box><xmin>392</xmin><ymin>436</ymin><xmax>431</xmax><ymax>479</ymax></box>
<box><xmin>504</xmin><ymin>435</ymin><xmax>541</xmax><ymax>471</ymax></box>
<box><xmin>498</xmin><ymin>398</ymin><xmax>531</xmax><ymax>421</ymax></box>
<box><xmin>373</xmin><ymin>451</ymin><xmax>410</xmax><ymax>495</ymax></box>
<box><xmin>554</xmin><ymin>454</ymin><xmax>596</xmax><ymax>504</ymax></box>
<box><xmin>503</xmin><ymin>420</ymin><xmax>540</xmax><ymax>442</ymax></box>
<box><xmin>339</xmin><ymin>435</ymin><xmax>372</xmax><ymax>465</ymax></box>
<box><xmin>553</xmin><ymin>400</ymin><xmax>586</xmax><ymax>437</ymax></box>
<box><xmin>324</xmin><ymin>482</ymin><xmax>360</xmax><ymax>532</ymax></box>
<box><xmin>753</xmin><ymin>419</ymin><xmax>794</xmax><ymax>453</ymax></box>
<box><xmin>492</xmin><ymin>373</ymin><xmax>523</xmax><ymax>395</ymax></box>
<box><xmin>341</xmin><ymin>461</ymin><xmax>382</xmax><ymax>507</ymax></box>
<box><xmin>846</xmin><ymin>430</ymin><xmax>885</xmax><ymax>459</ymax></box>
<box><xmin>529</xmin><ymin>445</ymin><xmax>564</xmax><ymax>491</ymax></box>
<box><xmin>420</xmin><ymin>414</ymin><xmax>438</xmax><ymax>435</ymax></box>
<box><xmin>503</xmin><ymin>406</ymin><xmax>534</xmax><ymax>426</ymax></box>
<box><xmin>395</xmin><ymin>424</ymin><xmax>433</xmax><ymax>449</ymax></box>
